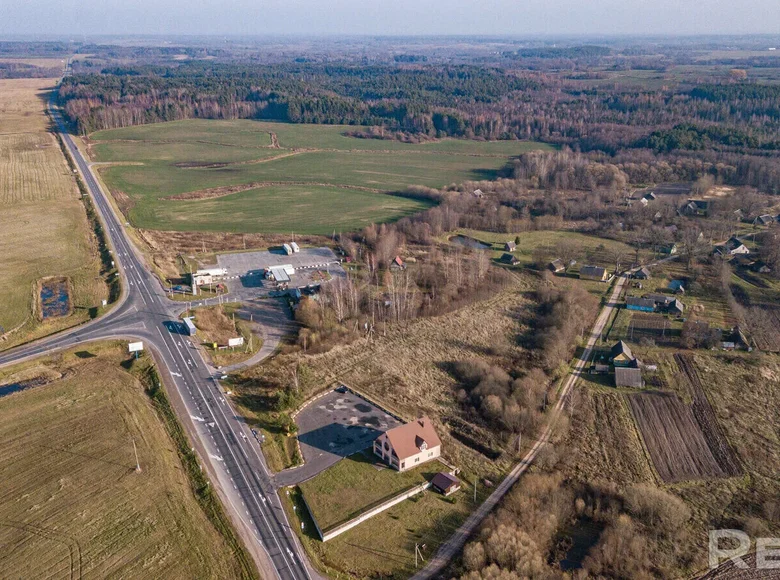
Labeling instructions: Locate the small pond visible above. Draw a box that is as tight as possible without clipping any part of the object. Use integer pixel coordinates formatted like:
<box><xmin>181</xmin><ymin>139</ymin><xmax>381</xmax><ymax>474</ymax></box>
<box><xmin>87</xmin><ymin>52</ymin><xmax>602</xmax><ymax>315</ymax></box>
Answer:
<box><xmin>449</xmin><ymin>235</ymin><xmax>491</xmax><ymax>250</ymax></box>
<box><xmin>40</xmin><ymin>277</ymin><xmax>70</xmax><ymax>319</ymax></box>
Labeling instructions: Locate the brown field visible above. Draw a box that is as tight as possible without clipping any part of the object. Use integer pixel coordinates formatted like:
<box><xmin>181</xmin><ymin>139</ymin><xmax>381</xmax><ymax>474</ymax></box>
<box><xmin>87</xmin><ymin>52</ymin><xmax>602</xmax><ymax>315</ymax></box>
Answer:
<box><xmin>0</xmin><ymin>78</ymin><xmax>106</xmax><ymax>350</ymax></box>
<box><xmin>0</xmin><ymin>344</ymin><xmax>246</xmax><ymax>579</ymax></box>
<box><xmin>626</xmin><ymin>353</ymin><xmax>741</xmax><ymax>483</ymax></box>
<box><xmin>564</xmin><ymin>389</ymin><xmax>655</xmax><ymax>486</ymax></box>
<box><xmin>747</xmin><ymin>304</ymin><xmax>780</xmax><ymax>352</ymax></box>
<box><xmin>628</xmin><ymin>392</ymin><xmax>726</xmax><ymax>482</ymax></box>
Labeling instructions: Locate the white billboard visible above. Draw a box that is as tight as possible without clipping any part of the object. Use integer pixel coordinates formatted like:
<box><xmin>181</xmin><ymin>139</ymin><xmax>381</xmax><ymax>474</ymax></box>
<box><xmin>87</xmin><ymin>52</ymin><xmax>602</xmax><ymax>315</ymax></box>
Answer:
<box><xmin>228</xmin><ymin>337</ymin><xmax>244</xmax><ymax>347</ymax></box>
<box><xmin>128</xmin><ymin>341</ymin><xmax>144</xmax><ymax>353</ymax></box>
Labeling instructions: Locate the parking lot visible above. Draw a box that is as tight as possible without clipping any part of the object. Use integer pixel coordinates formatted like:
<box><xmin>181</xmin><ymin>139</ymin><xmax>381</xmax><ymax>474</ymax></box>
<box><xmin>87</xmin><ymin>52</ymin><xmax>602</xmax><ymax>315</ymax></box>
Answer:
<box><xmin>274</xmin><ymin>388</ymin><xmax>402</xmax><ymax>486</ymax></box>
<box><xmin>212</xmin><ymin>247</ymin><xmax>345</xmax><ymax>297</ymax></box>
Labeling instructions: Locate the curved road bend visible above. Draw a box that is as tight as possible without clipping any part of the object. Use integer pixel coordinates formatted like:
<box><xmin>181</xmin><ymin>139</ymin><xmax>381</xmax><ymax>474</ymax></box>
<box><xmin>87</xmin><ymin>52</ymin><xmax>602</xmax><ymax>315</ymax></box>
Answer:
<box><xmin>0</xmin><ymin>108</ymin><xmax>318</xmax><ymax>580</ymax></box>
<box><xmin>411</xmin><ymin>276</ymin><xmax>628</xmax><ymax>579</ymax></box>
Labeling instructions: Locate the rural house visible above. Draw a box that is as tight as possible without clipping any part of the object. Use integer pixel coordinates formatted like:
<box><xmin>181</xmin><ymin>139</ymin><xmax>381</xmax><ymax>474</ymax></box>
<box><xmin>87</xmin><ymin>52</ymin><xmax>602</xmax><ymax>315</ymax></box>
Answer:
<box><xmin>615</xmin><ymin>366</ymin><xmax>644</xmax><ymax>388</ymax></box>
<box><xmin>499</xmin><ymin>253</ymin><xmax>519</xmax><ymax>265</ymax></box>
<box><xmin>431</xmin><ymin>472</ymin><xmax>461</xmax><ymax>496</ymax></box>
<box><xmin>668</xmin><ymin>299</ymin><xmax>685</xmax><ymax>316</ymax></box>
<box><xmin>660</xmin><ymin>243</ymin><xmax>678</xmax><ymax>255</ymax></box>
<box><xmin>644</xmin><ymin>293</ymin><xmax>674</xmax><ymax>307</ymax></box>
<box><xmin>504</xmin><ymin>241</ymin><xmax>517</xmax><ymax>252</ymax></box>
<box><xmin>753</xmin><ymin>214</ymin><xmax>775</xmax><ymax>227</ymax></box>
<box><xmin>715</xmin><ymin>237</ymin><xmax>750</xmax><ymax>256</ymax></box>
<box><xmin>634</xmin><ymin>266</ymin><xmax>651</xmax><ymax>280</ymax></box>
<box><xmin>626</xmin><ymin>296</ymin><xmax>656</xmax><ymax>312</ymax></box>
<box><xmin>390</xmin><ymin>256</ymin><xmax>406</xmax><ymax>270</ymax></box>
<box><xmin>668</xmin><ymin>279</ymin><xmax>685</xmax><ymax>293</ymax></box>
<box><xmin>549</xmin><ymin>259</ymin><xmax>565</xmax><ymax>274</ymax></box>
<box><xmin>643</xmin><ymin>192</ymin><xmax>657</xmax><ymax>202</ymax></box>
<box><xmin>579</xmin><ymin>265</ymin><xmax>611</xmax><ymax>282</ymax></box>
<box><xmin>610</xmin><ymin>341</ymin><xmax>637</xmax><ymax>367</ymax></box>
<box><xmin>373</xmin><ymin>416</ymin><xmax>442</xmax><ymax>472</ymax></box>
<box><xmin>681</xmin><ymin>199</ymin><xmax>712</xmax><ymax>217</ymax></box>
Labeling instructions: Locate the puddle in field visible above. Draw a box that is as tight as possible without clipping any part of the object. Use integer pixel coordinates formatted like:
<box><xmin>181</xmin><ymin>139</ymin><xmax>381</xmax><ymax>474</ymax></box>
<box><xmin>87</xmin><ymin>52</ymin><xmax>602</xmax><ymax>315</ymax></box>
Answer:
<box><xmin>40</xmin><ymin>277</ymin><xmax>70</xmax><ymax>318</ymax></box>
<box><xmin>0</xmin><ymin>383</ymin><xmax>24</xmax><ymax>398</ymax></box>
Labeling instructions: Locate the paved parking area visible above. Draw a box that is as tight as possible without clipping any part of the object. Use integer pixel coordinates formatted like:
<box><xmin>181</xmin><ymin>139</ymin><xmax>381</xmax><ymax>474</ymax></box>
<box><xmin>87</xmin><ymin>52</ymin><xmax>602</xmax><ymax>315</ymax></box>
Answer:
<box><xmin>274</xmin><ymin>388</ymin><xmax>402</xmax><ymax>486</ymax></box>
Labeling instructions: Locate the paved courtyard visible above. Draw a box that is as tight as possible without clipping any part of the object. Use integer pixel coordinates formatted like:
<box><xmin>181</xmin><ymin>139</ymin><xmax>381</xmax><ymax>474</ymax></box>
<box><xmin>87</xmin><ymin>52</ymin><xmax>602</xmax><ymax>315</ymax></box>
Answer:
<box><xmin>216</xmin><ymin>247</ymin><xmax>343</xmax><ymax>290</ymax></box>
<box><xmin>274</xmin><ymin>388</ymin><xmax>402</xmax><ymax>486</ymax></box>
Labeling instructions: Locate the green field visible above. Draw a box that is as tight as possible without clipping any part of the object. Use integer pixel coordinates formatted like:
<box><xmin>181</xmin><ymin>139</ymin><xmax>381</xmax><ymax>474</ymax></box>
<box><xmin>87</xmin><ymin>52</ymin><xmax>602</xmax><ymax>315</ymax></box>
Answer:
<box><xmin>89</xmin><ymin>119</ymin><xmax>553</xmax><ymax>234</ymax></box>
<box><xmin>299</xmin><ymin>450</ymin><xmax>433</xmax><ymax>532</ymax></box>
<box><xmin>0</xmin><ymin>344</ymin><xmax>251</xmax><ymax>579</ymax></box>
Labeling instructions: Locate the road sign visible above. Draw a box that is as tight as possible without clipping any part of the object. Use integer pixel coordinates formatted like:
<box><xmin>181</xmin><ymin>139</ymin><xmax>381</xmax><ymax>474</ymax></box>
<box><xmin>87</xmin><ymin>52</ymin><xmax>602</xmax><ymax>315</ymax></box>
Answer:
<box><xmin>228</xmin><ymin>337</ymin><xmax>244</xmax><ymax>347</ymax></box>
<box><xmin>128</xmin><ymin>341</ymin><xmax>144</xmax><ymax>353</ymax></box>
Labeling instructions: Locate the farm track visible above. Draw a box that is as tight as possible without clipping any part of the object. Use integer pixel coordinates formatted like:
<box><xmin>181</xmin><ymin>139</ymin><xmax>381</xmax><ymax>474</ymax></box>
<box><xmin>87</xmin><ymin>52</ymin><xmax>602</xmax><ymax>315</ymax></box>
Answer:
<box><xmin>164</xmin><ymin>180</ymin><xmax>383</xmax><ymax>201</ymax></box>
<box><xmin>674</xmin><ymin>353</ymin><xmax>742</xmax><ymax>477</ymax></box>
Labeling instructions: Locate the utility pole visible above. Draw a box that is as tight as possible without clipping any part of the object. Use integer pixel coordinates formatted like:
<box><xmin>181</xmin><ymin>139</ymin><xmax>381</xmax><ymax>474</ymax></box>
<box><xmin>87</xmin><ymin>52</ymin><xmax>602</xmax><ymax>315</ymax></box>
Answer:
<box><xmin>132</xmin><ymin>437</ymin><xmax>141</xmax><ymax>473</ymax></box>
<box><xmin>474</xmin><ymin>477</ymin><xmax>477</xmax><ymax>503</ymax></box>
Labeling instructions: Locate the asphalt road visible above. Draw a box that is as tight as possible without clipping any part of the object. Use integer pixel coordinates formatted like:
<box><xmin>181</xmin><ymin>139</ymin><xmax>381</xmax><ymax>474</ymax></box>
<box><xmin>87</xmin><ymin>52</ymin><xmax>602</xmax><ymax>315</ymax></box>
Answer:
<box><xmin>410</xmin><ymin>276</ymin><xmax>629</xmax><ymax>579</ymax></box>
<box><xmin>0</xmin><ymin>106</ymin><xmax>317</xmax><ymax>580</ymax></box>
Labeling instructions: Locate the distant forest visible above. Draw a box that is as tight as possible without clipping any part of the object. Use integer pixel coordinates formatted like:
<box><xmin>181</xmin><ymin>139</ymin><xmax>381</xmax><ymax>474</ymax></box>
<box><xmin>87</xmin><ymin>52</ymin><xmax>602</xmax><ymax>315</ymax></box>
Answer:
<box><xmin>56</xmin><ymin>46</ymin><xmax>780</xmax><ymax>193</ymax></box>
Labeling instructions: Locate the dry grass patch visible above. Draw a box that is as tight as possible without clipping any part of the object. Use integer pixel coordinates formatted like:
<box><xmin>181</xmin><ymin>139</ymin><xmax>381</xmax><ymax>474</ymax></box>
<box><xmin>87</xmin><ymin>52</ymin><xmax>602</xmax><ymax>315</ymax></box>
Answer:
<box><xmin>191</xmin><ymin>304</ymin><xmax>260</xmax><ymax>366</ymax></box>
<box><xmin>0</xmin><ymin>344</ymin><xmax>247</xmax><ymax>579</ymax></box>
<box><xmin>0</xmin><ymin>78</ymin><xmax>106</xmax><ymax>349</ymax></box>
<box><xmin>293</xmin><ymin>275</ymin><xmax>535</xmax><ymax>477</ymax></box>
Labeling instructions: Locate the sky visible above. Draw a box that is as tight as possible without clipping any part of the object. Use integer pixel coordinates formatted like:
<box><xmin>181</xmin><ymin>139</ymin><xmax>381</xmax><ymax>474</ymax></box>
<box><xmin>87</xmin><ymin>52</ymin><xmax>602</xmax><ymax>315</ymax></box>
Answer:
<box><xmin>1</xmin><ymin>0</ymin><xmax>779</xmax><ymax>37</ymax></box>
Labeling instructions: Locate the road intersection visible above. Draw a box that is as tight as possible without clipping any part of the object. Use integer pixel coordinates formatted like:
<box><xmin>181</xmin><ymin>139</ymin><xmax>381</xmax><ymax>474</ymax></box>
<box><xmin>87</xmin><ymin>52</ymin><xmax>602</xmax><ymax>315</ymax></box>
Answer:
<box><xmin>0</xmin><ymin>107</ymin><xmax>317</xmax><ymax>580</ymax></box>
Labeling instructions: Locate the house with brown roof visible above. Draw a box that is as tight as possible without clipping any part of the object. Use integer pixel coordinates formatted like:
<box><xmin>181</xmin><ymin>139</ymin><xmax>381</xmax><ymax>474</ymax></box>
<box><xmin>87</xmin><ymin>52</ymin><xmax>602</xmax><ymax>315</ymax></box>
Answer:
<box><xmin>373</xmin><ymin>416</ymin><xmax>442</xmax><ymax>472</ymax></box>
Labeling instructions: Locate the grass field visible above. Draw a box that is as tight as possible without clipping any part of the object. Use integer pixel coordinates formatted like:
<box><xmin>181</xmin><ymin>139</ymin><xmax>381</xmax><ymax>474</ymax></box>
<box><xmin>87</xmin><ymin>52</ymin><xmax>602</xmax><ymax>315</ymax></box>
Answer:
<box><xmin>299</xmin><ymin>450</ymin><xmax>431</xmax><ymax>532</ymax></box>
<box><xmin>0</xmin><ymin>344</ymin><xmax>248</xmax><ymax>579</ymax></box>
<box><xmin>87</xmin><ymin>119</ymin><xmax>553</xmax><ymax>234</ymax></box>
<box><xmin>0</xmin><ymin>78</ymin><xmax>106</xmax><ymax>350</ymax></box>
<box><xmin>286</xmin><ymin>479</ymin><xmax>480</xmax><ymax>580</ymax></box>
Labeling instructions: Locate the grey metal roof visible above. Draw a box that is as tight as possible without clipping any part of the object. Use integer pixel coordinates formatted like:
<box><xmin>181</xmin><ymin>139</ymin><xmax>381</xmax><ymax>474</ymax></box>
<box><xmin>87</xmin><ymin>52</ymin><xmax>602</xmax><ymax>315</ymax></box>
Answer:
<box><xmin>615</xmin><ymin>367</ymin><xmax>643</xmax><ymax>388</ymax></box>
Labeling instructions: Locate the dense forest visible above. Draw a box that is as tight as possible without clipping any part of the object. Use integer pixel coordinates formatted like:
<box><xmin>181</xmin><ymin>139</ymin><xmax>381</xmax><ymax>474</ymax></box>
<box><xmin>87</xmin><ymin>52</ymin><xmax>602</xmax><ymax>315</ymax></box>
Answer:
<box><xmin>55</xmin><ymin>49</ymin><xmax>780</xmax><ymax>193</ymax></box>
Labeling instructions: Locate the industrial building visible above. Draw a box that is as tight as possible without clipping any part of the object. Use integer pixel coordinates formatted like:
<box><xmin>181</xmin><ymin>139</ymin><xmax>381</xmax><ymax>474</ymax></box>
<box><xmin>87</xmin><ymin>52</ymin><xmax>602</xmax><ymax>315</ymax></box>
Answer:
<box><xmin>267</xmin><ymin>264</ymin><xmax>295</xmax><ymax>283</ymax></box>
<box><xmin>192</xmin><ymin>267</ymin><xmax>227</xmax><ymax>286</ymax></box>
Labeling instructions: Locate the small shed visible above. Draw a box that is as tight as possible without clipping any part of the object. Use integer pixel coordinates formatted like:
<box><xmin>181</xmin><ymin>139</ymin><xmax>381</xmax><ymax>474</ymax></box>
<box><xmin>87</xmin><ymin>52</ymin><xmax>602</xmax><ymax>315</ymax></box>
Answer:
<box><xmin>549</xmin><ymin>259</ymin><xmax>565</xmax><ymax>274</ymax></box>
<box><xmin>431</xmin><ymin>472</ymin><xmax>461</xmax><ymax>496</ymax></box>
<box><xmin>615</xmin><ymin>367</ymin><xmax>643</xmax><ymax>388</ymax></box>
<box><xmin>504</xmin><ymin>241</ymin><xmax>517</xmax><ymax>252</ymax></box>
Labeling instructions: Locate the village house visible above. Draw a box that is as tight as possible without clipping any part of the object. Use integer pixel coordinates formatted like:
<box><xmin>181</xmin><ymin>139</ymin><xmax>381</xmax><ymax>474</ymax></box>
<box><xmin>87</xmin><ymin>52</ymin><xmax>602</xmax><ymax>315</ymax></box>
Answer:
<box><xmin>681</xmin><ymin>199</ymin><xmax>712</xmax><ymax>217</ymax></box>
<box><xmin>634</xmin><ymin>266</ymin><xmax>651</xmax><ymax>280</ymax></box>
<box><xmin>504</xmin><ymin>241</ymin><xmax>517</xmax><ymax>252</ymax></box>
<box><xmin>499</xmin><ymin>253</ymin><xmax>519</xmax><ymax>265</ymax></box>
<box><xmin>668</xmin><ymin>298</ymin><xmax>685</xmax><ymax>317</ymax></box>
<box><xmin>753</xmin><ymin>214</ymin><xmax>775</xmax><ymax>227</ymax></box>
<box><xmin>715</xmin><ymin>237</ymin><xmax>750</xmax><ymax>257</ymax></box>
<box><xmin>579</xmin><ymin>265</ymin><xmax>611</xmax><ymax>282</ymax></box>
<box><xmin>610</xmin><ymin>340</ymin><xmax>637</xmax><ymax>367</ymax></box>
<box><xmin>390</xmin><ymin>255</ymin><xmax>406</xmax><ymax>270</ymax></box>
<box><xmin>373</xmin><ymin>416</ymin><xmax>442</xmax><ymax>472</ymax></box>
